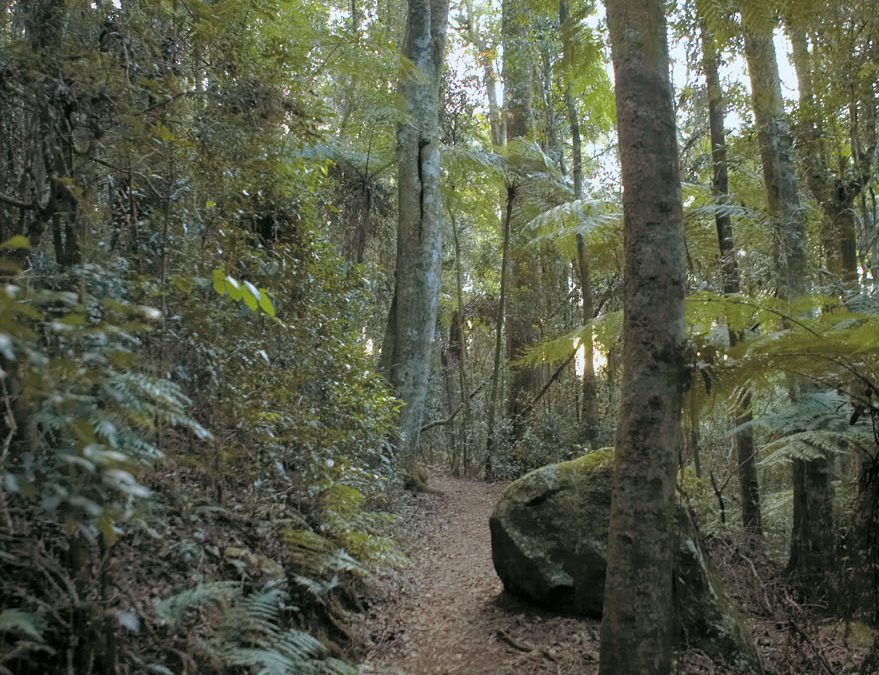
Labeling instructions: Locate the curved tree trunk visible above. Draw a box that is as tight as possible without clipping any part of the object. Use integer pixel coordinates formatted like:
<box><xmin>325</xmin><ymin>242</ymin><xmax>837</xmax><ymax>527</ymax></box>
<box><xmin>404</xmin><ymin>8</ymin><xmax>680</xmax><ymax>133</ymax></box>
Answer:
<box><xmin>599</xmin><ymin>0</ymin><xmax>686</xmax><ymax>671</ymax></box>
<box><xmin>381</xmin><ymin>0</ymin><xmax>450</xmax><ymax>468</ymax></box>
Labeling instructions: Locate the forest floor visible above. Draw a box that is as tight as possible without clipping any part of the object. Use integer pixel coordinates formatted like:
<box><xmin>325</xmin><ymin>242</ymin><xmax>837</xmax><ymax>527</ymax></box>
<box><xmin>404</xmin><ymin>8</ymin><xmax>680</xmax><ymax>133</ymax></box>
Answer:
<box><xmin>360</xmin><ymin>473</ymin><xmax>879</xmax><ymax>675</ymax></box>
<box><xmin>362</xmin><ymin>474</ymin><xmax>600</xmax><ymax>674</ymax></box>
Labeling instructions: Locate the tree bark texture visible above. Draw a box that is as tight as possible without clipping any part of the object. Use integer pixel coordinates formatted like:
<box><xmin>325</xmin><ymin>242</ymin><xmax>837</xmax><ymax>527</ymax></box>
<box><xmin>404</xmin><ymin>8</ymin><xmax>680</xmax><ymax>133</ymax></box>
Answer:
<box><xmin>463</xmin><ymin>0</ymin><xmax>505</xmax><ymax>146</ymax></box>
<box><xmin>701</xmin><ymin>22</ymin><xmax>763</xmax><ymax>538</ymax></box>
<box><xmin>739</xmin><ymin>4</ymin><xmax>808</xmax><ymax>297</ymax></box>
<box><xmin>501</xmin><ymin>0</ymin><xmax>532</xmax><ymax>141</ymax></box>
<box><xmin>381</xmin><ymin>0</ymin><xmax>450</xmax><ymax>462</ymax></box>
<box><xmin>599</xmin><ymin>0</ymin><xmax>685</xmax><ymax>672</ymax></box>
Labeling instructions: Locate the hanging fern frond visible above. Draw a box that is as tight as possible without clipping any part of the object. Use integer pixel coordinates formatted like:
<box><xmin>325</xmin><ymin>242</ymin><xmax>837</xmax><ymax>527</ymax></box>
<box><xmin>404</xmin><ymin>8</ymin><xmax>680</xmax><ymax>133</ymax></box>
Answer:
<box><xmin>735</xmin><ymin>390</ymin><xmax>877</xmax><ymax>467</ymax></box>
<box><xmin>526</xmin><ymin>198</ymin><xmax>622</xmax><ymax>243</ymax></box>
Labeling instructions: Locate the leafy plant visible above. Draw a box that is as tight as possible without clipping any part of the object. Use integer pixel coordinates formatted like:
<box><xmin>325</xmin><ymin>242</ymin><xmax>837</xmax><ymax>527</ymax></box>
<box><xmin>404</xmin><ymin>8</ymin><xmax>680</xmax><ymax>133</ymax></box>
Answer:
<box><xmin>156</xmin><ymin>581</ymin><xmax>356</xmax><ymax>675</ymax></box>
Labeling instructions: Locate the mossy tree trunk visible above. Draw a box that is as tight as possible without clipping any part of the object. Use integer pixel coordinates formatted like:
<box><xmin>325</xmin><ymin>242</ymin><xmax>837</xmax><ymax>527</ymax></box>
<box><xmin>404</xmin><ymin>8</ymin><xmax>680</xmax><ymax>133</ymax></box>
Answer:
<box><xmin>381</xmin><ymin>0</ymin><xmax>450</xmax><ymax>467</ymax></box>
<box><xmin>599</xmin><ymin>0</ymin><xmax>686</xmax><ymax>671</ymax></box>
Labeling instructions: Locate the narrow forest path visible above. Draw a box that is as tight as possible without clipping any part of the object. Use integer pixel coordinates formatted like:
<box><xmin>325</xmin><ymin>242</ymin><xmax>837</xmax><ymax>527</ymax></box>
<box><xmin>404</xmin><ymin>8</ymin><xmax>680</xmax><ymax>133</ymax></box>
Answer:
<box><xmin>363</xmin><ymin>475</ymin><xmax>601</xmax><ymax>674</ymax></box>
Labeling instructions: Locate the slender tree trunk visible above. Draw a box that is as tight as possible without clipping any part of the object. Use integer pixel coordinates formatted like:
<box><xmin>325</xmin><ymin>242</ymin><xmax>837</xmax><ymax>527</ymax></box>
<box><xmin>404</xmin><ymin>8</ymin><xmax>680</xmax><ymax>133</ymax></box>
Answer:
<box><xmin>450</xmin><ymin>208</ymin><xmax>471</xmax><ymax>473</ymax></box>
<box><xmin>701</xmin><ymin>21</ymin><xmax>763</xmax><ymax>538</ymax></box>
<box><xmin>740</xmin><ymin>15</ymin><xmax>807</xmax><ymax>291</ymax></box>
<box><xmin>560</xmin><ymin>0</ymin><xmax>598</xmax><ymax>445</ymax></box>
<box><xmin>381</xmin><ymin>0</ymin><xmax>450</xmax><ymax>469</ymax></box>
<box><xmin>599</xmin><ymin>0</ymin><xmax>685</xmax><ymax>671</ymax></box>
<box><xmin>502</xmin><ymin>0</ymin><xmax>532</xmax><ymax>142</ymax></box>
<box><xmin>485</xmin><ymin>186</ymin><xmax>515</xmax><ymax>480</ymax></box>
<box><xmin>738</xmin><ymin>0</ymin><xmax>833</xmax><ymax>591</ymax></box>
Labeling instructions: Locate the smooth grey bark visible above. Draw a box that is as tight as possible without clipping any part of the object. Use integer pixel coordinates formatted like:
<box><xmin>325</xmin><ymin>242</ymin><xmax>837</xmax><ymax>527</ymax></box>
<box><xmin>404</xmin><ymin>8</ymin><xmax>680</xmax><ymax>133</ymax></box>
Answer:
<box><xmin>700</xmin><ymin>22</ymin><xmax>763</xmax><ymax>538</ymax></box>
<box><xmin>738</xmin><ymin>0</ymin><xmax>833</xmax><ymax>591</ymax></box>
<box><xmin>381</xmin><ymin>0</ymin><xmax>450</xmax><ymax>465</ymax></box>
<box><xmin>739</xmin><ymin>6</ymin><xmax>808</xmax><ymax>295</ymax></box>
<box><xmin>560</xmin><ymin>0</ymin><xmax>598</xmax><ymax>444</ymax></box>
<box><xmin>599</xmin><ymin>0</ymin><xmax>686</xmax><ymax>671</ymax></box>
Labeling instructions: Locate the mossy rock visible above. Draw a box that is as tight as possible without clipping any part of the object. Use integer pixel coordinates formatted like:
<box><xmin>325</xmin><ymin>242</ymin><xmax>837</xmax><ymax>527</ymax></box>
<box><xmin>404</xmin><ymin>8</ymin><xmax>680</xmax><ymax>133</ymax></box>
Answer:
<box><xmin>489</xmin><ymin>449</ymin><xmax>760</xmax><ymax>670</ymax></box>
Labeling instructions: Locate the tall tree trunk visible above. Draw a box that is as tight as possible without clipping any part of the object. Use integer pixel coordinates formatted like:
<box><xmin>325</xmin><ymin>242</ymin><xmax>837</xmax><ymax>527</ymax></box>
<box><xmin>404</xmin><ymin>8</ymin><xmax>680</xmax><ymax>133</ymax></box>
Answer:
<box><xmin>560</xmin><ymin>0</ymin><xmax>598</xmax><ymax>445</ymax></box>
<box><xmin>599</xmin><ymin>0</ymin><xmax>685</xmax><ymax>671</ymax></box>
<box><xmin>700</xmin><ymin>21</ymin><xmax>763</xmax><ymax>539</ymax></box>
<box><xmin>450</xmin><ymin>207</ymin><xmax>471</xmax><ymax>473</ymax></box>
<box><xmin>787</xmin><ymin>25</ymin><xmax>859</xmax><ymax>281</ymax></box>
<box><xmin>502</xmin><ymin>0</ymin><xmax>540</xmax><ymax>442</ymax></box>
<box><xmin>381</xmin><ymin>0</ymin><xmax>450</xmax><ymax>469</ymax></box>
<box><xmin>485</xmin><ymin>186</ymin><xmax>515</xmax><ymax>480</ymax></box>
<box><xmin>463</xmin><ymin>0</ymin><xmax>505</xmax><ymax>146</ymax></box>
<box><xmin>738</xmin><ymin>0</ymin><xmax>833</xmax><ymax>592</ymax></box>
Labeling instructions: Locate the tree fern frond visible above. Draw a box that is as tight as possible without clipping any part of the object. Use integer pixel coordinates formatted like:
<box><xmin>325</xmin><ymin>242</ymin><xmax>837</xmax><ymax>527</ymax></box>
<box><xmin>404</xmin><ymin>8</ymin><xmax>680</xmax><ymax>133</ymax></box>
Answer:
<box><xmin>526</xmin><ymin>198</ymin><xmax>621</xmax><ymax>243</ymax></box>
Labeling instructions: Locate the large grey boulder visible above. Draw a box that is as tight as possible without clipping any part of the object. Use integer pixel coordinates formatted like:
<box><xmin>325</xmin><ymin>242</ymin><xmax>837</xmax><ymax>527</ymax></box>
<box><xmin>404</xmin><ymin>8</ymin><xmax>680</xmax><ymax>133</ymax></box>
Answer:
<box><xmin>489</xmin><ymin>449</ymin><xmax>759</xmax><ymax>670</ymax></box>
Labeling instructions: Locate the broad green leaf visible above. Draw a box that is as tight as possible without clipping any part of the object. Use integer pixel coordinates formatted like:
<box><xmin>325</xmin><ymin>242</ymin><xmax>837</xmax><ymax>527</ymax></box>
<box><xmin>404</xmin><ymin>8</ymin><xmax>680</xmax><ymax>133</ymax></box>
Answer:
<box><xmin>242</xmin><ymin>290</ymin><xmax>258</xmax><ymax>311</ymax></box>
<box><xmin>212</xmin><ymin>268</ymin><xmax>226</xmax><ymax>295</ymax></box>
<box><xmin>258</xmin><ymin>289</ymin><xmax>276</xmax><ymax>317</ymax></box>
<box><xmin>224</xmin><ymin>276</ymin><xmax>243</xmax><ymax>301</ymax></box>
<box><xmin>243</xmin><ymin>280</ymin><xmax>261</xmax><ymax>304</ymax></box>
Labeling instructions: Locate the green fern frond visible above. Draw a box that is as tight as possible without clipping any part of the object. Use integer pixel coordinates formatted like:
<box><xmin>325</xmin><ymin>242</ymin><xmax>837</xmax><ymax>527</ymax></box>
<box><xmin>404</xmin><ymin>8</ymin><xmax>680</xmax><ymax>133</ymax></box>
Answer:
<box><xmin>155</xmin><ymin>581</ymin><xmax>240</xmax><ymax>625</ymax></box>
<box><xmin>526</xmin><ymin>198</ymin><xmax>621</xmax><ymax>243</ymax></box>
<box><xmin>759</xmin><ymin>429</ymin><xmax>873</xmax><ymax>466</ymax></box>
<box><xmin>156</xmin><ymin>581</ymin><xmax>352</xmax><ymax>674</ymax></box>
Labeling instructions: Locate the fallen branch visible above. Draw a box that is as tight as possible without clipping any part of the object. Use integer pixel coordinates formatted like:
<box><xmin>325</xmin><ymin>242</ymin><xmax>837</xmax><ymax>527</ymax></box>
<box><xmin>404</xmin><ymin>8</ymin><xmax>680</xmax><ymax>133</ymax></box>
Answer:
<box><xmin>420</xmin><ymin>379</ymin><xmax>487</xmax><ymax>433</ymax></box>
<box><xmin>508</xmin><ymin>346</ymin><xmax>579</xmax><ymax>430</ymax></box>
<box><xmin>0</xmin><ymin>192</ymin><xmax>33</xmax><ymax>209</ymax></box>
<box><xmin>495</xmin><ymin>629</ymin><xmax>558</xmax><ymax>662</ymax></box>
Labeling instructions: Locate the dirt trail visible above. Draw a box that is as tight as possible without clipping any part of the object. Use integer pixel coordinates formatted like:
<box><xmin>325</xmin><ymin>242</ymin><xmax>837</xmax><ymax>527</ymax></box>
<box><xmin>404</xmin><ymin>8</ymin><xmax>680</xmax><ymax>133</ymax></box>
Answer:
<box><xmin>363</xmin><ymin>475</ymin><xmax>600</xmax><ymax>674</ymax></box>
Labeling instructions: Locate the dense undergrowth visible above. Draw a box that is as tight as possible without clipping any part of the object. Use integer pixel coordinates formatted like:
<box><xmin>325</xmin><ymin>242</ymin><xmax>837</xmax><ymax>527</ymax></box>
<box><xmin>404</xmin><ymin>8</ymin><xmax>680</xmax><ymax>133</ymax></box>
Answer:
<box><xmin>0</xmin><ymin>2</ymin><xmax>406</xmax><ymax>673</ymax></box>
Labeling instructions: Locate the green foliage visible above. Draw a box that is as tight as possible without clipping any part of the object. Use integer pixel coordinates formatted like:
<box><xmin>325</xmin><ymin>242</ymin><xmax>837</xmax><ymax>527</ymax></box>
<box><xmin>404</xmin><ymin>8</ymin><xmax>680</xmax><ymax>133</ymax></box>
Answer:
<box><xmin>0</xmin><ymin>0</ymin><xmax>406</xmax><ymax>672</ymax></box>
<box><xmin>212</xmin><ymin>269</ymin><xmax>276</xmax><ymax>318</ymax></box>
<box><xmin>745</xmin><ymin>391</ymin><xmax>875</xmax><ymax>467</ymax></box>
<box><xmin>1</xmin><ymin>261</ymin><xmax>208</xmax><ymax>543</ymax></box>
<box><xmin>157</xmin><ymin>581</ymin><xmax>356</xmax><ymax>675</ymax></box>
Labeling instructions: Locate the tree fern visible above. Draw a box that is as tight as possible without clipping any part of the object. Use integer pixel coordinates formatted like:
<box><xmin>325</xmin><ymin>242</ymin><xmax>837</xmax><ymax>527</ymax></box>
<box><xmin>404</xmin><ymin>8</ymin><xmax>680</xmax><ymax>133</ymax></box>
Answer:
<box><xmin>736</xmin><ymin>391</ymin><xmax>877</xmax><ymax>467</ymax></box>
